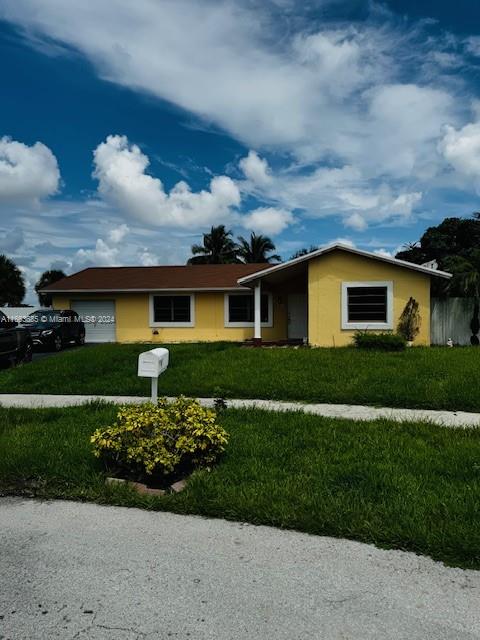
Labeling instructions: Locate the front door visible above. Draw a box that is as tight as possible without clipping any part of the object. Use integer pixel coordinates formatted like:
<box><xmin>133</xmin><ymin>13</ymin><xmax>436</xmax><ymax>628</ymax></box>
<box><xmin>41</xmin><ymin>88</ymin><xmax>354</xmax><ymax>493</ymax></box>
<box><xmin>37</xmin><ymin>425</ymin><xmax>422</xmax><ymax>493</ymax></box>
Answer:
<box><xmin>287</xmin><ymin>294</ymin><xmax>308</xmax><ymax>340</ymax></box>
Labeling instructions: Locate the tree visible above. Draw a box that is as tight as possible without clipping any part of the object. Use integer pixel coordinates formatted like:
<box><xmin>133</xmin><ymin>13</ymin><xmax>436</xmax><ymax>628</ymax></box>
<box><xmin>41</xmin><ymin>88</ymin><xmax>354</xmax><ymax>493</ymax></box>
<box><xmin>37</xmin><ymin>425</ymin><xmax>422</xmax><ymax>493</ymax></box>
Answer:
<box><xmin>290</xmin><ymin>245</ymin><xmax>319</xmax><ymax>260</ymax></box>
<box><xmin>0</xmin><ymin>255</ymin><xmax>25</xmax><ymax>306</ymax></box>
<box><xmin>237</xmin><ymin>232</ymin><xmax>280</xmax><ymax>264</ymax></box>
<box><xmin>397</xmin><ymin>297</ymin><xmax>421</xmax><ymax>343</ymax></box>
<box><xmin>188</xmin><ymin>225</ymin><xmax>239</xmax><ymax>264</ymax></box>
<box><xmin>35</xmin><ymin>269</ymin><xmax>67</xmax><ymax>306</ymax></box>
<box><xmin>395</xmin><ymin>215</ymin><xmax>480</xmax><ymax>296</ymax></box>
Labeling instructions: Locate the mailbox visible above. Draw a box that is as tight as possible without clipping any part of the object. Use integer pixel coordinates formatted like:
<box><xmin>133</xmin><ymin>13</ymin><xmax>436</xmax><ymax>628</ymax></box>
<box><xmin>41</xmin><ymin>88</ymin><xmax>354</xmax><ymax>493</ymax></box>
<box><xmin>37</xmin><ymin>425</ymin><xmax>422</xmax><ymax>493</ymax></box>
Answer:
<box><xmin>138</xmin><ymin>347</ymin><xmax>169</xmax><ymax>378</ymax></box>
<box><xmin>137</xmin><ymin>347</ymin><xmax>169</xmax><ymax>402</ymax></box>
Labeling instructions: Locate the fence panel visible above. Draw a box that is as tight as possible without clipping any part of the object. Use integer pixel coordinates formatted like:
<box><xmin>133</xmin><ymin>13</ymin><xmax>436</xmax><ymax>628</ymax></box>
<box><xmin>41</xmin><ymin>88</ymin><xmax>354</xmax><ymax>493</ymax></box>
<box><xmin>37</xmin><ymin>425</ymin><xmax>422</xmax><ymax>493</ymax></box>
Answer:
<box><xmin>431</xmin><ymin>298</ymin><xmax>476</xmax><ymax>346</ymax></box>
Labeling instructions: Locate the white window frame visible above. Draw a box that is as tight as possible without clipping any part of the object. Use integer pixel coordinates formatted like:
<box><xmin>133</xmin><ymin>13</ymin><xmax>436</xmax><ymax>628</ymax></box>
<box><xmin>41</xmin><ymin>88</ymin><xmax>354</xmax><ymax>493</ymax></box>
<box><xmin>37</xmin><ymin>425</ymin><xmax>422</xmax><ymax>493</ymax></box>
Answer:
<box><xmin>341</xmin><ymin>281</ymin><xmax>393</xmax><ymax>330</ymax></box>
<box><xmin>149</xmin><ymin>293</ymin><xmax>195</xmax><ymax>328</ymax></box>
<box><xmin>224</xmin><ymin>292</ymin><xmax>273</xmax><ymax>328</ymax></box>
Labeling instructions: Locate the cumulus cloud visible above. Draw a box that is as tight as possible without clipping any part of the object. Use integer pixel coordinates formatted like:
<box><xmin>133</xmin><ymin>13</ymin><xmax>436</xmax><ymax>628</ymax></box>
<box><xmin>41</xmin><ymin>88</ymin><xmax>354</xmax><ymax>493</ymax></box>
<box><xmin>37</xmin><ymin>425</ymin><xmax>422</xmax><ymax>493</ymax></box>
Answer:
<box><xmin>241</xmin><ymin>207</ymin><xmax>294</xmax><ymax>235</ymax></box>
<box><xmin>93</xmin><ymin>135</ymin><xmax>241</xmax><ymax>228</ymax></box>
<box><xmin>439</xmin><ymin>121</ymin><xmax>480</xmax><ymax>180</ymax></box>
<box><xmin>0</xmin><ymin>137</ymin><xmax>60</xmax><ymax>204</ymax></box>
<box><xmin>238</xmin><ymin>151</ymin><xmax>422</xmax><ymax>229</ymax></box>
<box><xmin>138</xmin><ymin>248</ymin><xmax>157</xmax><ymax>266</ymax></box>
<box><xmin>239</xmin><ymin>151</ymin><xmax>272</xmax><ymax>186</ymax></box>
<box><xmin>108</xmin><ymin>223</ymin><xmax>129</xmax><ymax>243</ymax></box>
<box><xmin>73</xmin><ymin>238</ymin><xmax>119</xmax><ymax>270</ymax></box>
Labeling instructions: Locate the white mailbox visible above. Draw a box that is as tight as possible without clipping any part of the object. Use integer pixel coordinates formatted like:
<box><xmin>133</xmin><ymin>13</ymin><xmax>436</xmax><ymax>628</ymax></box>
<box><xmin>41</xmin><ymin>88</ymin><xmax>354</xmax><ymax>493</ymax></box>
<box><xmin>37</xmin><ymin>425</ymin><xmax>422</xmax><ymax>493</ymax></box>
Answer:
<box><xmin>137</xmin><ymin>347</ymin><xmax>169</xmax><ymax>402</ymax></box>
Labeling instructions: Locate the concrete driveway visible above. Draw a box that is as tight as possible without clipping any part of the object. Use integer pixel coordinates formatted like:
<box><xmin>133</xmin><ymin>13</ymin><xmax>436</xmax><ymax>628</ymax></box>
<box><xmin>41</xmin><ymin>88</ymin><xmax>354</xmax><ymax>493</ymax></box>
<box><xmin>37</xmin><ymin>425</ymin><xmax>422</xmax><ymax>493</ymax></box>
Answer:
<box><xmin>1</xmin><ymin>499</ymin><xmax>479</xmax><ymax>640</ymax></box>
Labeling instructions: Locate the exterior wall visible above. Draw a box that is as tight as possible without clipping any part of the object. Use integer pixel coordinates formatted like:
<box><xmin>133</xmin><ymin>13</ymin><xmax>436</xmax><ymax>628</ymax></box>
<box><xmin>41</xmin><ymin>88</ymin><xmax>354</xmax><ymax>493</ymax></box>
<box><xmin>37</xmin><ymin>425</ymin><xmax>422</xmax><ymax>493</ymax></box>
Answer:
<box><xmin>307</xmin><ymin>251</ymin><xmax>431</xmax><ymax>347</ymax></box>
<box><xmin>52</xmin><ymin>291</ymin><xmax>287</xmax><ymax>343</ymax></box>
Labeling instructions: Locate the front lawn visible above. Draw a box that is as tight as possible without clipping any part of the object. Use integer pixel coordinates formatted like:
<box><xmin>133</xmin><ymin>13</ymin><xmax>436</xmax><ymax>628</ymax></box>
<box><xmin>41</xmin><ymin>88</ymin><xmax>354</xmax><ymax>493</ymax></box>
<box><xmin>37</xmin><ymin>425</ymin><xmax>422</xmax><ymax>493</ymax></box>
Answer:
<box><xmin>1</xmin><ymin>342</ymin><xmax>480</xmax><ymax>412</ymax></box>
<box><xmin>1</xmin><ymin>403</ymin><xmax>479</xmax><ymax>569</ymax></box>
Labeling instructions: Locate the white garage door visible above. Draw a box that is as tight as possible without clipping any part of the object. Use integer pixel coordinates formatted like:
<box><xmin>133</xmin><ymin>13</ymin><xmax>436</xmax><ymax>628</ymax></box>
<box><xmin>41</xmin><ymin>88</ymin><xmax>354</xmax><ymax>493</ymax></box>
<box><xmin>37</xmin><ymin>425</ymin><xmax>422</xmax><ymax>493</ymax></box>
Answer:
<box><xmin>71</xmin><ymin>300</ymin><xmax>116</xmax><ymax>343</ymax></box>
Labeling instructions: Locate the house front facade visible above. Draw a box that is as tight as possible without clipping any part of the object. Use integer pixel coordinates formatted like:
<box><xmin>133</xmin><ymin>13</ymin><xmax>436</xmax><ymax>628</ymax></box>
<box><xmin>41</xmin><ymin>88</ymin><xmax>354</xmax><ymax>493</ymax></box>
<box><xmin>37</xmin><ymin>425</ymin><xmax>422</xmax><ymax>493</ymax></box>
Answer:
<box><xmin>44</xmin><ymin>243</ymin><xmax>451</xmax><ymax>346</ymax></box>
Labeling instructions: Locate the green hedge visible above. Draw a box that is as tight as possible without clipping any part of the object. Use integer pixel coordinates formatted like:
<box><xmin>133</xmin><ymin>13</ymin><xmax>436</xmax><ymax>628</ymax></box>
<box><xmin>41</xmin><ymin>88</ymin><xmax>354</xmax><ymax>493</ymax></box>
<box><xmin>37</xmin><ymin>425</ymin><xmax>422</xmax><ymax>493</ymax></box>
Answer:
<box><xmin>353</xmin><ymin>331</ymin><xmax>406</xmax><ymax>351</ymax></box>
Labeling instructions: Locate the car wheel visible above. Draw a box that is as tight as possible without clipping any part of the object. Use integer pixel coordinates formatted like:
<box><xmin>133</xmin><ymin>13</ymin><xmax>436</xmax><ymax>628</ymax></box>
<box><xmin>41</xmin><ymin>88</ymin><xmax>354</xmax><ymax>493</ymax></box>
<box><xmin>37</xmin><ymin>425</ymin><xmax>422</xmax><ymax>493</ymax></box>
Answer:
<box><xmin>76</xmin><ymin>332</ymin><xmax>85</xmax><ymax>346</ymax></box>
<box><xmin>54</xmin><ymin>334</ymin><xmax>63</xmax><ymax>352</ymax></box>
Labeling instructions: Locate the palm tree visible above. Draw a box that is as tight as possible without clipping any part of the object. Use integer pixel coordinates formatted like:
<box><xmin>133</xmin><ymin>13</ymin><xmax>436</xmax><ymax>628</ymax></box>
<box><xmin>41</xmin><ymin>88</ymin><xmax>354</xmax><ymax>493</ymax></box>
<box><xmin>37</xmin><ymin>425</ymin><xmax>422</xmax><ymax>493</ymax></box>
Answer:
<box><xmin>35</xmin><ymin>269</ymin><xmax>67</xmax><ymax>306</ymax></box>
<box><xmin>237</xmin><ymin>232</ymin><xmax>281</xmax><ymax>263</ymax></box>
<box><xmin>0</xmin><ymin>254</ymin><xmax>25</xmax><ymax>306</ymax></box>
<box><xmin>290</xmin><ymin>245</ymin><xmax>319</xmax><ymax>260</ymax></box>
<box><xmin>188</xmin><ymin>225</ymin><xmax>239</xmax><ymax>264</ymax></box>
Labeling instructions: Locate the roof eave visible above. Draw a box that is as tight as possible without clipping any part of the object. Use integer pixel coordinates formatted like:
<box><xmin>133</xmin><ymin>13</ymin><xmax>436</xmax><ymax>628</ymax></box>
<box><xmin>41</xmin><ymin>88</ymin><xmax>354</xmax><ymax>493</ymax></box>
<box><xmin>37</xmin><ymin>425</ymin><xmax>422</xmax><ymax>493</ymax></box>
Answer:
<box><xmin>40</xmin><ymin>286</ymin><xmax>251</xmax><ymax>294</ymax></box>
<box><xmin>237</xmin><ymin>243</ymin><xmax>452</xmax><ymax>284</ymax></box>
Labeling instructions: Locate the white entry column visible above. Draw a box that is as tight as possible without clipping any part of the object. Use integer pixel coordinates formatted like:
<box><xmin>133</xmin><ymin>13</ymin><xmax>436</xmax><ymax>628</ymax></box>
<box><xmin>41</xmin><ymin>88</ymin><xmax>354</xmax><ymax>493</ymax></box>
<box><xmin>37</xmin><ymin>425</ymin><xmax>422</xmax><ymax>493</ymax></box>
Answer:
<box><xmin>254</xmin><ymin>281</ymin><xmax>262</xmax><ymax>343</ymax></box>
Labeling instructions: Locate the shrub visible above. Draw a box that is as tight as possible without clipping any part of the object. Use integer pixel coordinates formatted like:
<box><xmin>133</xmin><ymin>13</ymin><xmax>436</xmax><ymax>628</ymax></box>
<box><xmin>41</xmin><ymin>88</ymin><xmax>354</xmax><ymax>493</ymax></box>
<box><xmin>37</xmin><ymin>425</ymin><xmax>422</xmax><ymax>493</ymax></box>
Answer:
<box><xmin>91</xmin><ymin>397</ymin><xmax>228</xmax><ymax>479</ymax></box>
<box><xmin>397</xmin><ymin>297</ymin><xmax>421</xmax><ymax>342</ymax></box>
<box><xmin>353</xmin><ymin>331</ymin><xmax>406</xmax><ymax>351</ymax></box>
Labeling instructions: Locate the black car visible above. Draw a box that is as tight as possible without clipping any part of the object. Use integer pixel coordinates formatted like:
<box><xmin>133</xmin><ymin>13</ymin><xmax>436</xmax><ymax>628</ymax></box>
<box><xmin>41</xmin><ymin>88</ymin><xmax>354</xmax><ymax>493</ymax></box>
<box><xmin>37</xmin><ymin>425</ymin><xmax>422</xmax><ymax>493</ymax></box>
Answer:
<box><xmin>0</xmin><ymin>310</ymin><xmax>33</xmax><ymax>366</ymax></box>
<box><xmin>22</xmin><ymin>309</ymin><xmax>86</xmax><ymax>351</ymax></box>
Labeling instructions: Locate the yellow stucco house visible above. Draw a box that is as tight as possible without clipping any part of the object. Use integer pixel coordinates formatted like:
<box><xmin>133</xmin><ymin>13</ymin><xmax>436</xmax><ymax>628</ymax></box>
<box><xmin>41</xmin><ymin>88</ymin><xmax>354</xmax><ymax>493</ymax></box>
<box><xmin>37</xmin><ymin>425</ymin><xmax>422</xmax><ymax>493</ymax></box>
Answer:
<box><xmin>44</xmin><ymin>243</ymin><xmax>451</xmax><ymax>346</ymax></box>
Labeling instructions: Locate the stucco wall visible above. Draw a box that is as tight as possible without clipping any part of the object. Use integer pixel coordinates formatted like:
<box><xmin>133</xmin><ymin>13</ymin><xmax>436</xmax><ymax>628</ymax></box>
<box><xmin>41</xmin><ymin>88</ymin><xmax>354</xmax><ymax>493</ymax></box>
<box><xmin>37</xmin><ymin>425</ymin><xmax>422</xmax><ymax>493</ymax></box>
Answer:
<box><xmin>52</xmin><ymin>291</ymin><xmax>288</xmax><ymax>343</ymax></box>
<box><xmin>307</xmin><ymin>251</ymin><xmax>431</xmax><ymax>347</ymax></box>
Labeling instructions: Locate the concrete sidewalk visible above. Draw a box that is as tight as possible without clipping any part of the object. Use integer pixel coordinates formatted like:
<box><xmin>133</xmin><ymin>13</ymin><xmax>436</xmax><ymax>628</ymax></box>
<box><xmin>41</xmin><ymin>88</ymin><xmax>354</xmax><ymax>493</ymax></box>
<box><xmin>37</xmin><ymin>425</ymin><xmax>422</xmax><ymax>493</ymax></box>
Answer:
<box><xmin>1</xmin><ymin>498</ymin><xmax>479</xmax><ymax>639</ymax></box>
<box><xmin>0</xmin><ymin>393</ymin><xmax>479</xmax><ymax>427</ymax></box>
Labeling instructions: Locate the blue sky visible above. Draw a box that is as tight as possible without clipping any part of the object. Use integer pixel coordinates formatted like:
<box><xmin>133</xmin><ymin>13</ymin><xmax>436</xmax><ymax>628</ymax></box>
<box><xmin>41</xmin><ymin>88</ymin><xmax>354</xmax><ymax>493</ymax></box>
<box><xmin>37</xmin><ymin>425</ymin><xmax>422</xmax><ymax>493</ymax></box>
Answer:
<box><xmin>0</xmin><ymin>0</ymin><xmax>480</xmax><ymax>303</ymax></box>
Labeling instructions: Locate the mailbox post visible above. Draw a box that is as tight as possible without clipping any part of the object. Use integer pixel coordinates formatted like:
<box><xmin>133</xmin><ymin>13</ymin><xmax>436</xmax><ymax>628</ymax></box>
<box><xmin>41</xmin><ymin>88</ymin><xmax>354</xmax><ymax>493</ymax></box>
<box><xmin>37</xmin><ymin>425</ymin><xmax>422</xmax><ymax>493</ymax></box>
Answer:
<box><xmin>137</xmin><ymin>347</ymin><xmax>169</xmax><ymax>403</ymax></box>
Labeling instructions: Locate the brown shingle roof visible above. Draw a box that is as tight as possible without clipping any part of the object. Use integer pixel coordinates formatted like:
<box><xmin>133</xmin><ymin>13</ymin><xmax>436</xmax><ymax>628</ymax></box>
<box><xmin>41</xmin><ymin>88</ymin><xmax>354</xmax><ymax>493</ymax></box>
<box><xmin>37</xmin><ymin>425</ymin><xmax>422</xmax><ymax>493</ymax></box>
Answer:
<box><xmin>42</xmin><ymin>264</ymin><xmax>272</xmax><ymax>292</ymax></box>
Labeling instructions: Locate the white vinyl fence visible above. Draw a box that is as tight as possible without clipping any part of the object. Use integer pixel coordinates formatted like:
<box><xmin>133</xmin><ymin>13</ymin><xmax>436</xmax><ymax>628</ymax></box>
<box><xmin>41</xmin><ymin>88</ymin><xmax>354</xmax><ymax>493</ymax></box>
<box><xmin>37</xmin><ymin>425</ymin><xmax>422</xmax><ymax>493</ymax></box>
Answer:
<box><xmin>431</xmin><ymin>298</ymin><xmax>477</xmax><ymax>346</ymax></box>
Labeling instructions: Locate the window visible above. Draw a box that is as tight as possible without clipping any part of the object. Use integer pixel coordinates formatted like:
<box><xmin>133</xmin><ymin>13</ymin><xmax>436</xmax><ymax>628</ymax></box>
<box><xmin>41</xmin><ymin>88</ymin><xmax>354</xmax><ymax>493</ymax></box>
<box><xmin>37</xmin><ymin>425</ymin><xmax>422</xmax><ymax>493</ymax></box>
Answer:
<box><xmin>225</xmin><ymin>293</ymin><xmax>272</xmax><ymax>327</ymax></box>
<box><xmin>149</xmin><ymin>294</ymin><xmax>194</xmax><ymax>327</ymax></box>
<box><xmin>341</xmin><ymin>281</ymin><xmax>393</xmax><ymax>330</ymax></box>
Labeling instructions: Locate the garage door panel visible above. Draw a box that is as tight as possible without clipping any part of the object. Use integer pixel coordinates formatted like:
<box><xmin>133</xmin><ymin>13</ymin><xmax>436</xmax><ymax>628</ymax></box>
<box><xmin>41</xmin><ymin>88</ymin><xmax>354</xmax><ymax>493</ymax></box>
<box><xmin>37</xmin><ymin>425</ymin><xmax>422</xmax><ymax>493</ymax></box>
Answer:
<box><xmin>71</xmin><ymin>300</ymin><xmax>116</xmax><ymax>343</ymax></box>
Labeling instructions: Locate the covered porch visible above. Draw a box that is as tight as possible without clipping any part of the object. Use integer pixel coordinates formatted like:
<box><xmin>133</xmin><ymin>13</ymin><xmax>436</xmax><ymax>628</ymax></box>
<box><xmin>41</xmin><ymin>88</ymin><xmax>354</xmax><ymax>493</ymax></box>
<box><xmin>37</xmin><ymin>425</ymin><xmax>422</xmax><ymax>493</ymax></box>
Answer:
<box><xmin>239</xmin><ymin>259</ymin><xmax>309</xmax><ymax>346</ymax></box>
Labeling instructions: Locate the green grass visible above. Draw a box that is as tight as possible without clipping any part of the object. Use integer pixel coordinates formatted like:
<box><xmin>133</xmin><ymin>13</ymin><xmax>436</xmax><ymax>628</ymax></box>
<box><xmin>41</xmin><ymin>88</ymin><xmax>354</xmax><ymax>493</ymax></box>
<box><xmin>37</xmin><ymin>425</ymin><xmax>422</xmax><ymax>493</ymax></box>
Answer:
<box><xmin>1</xmin><ymin>342</ymin><xmax>480</xmax><ymax>412</ymax></box>
<box><xmin>1</xmin><ymin>402</ymin><xmax>479</xmax><ymax>569</ymax></box>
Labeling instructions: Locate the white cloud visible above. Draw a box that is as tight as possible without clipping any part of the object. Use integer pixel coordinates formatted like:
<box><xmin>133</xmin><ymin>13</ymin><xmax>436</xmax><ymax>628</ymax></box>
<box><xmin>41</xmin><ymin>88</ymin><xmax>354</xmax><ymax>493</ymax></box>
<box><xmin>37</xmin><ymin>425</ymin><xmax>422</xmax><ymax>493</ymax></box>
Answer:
<box><xmin>93</xmin><ymin>135</ymin><xmax>241</xmax><ymax>228</ymax></box>
<box><xmin>241</xmin><ymin>207</ymin><xmax>294</xmax><ymax>235</ymax></box>
<box><xmin>0</xmin><ymin>1</ymin><xmax>461</xmax><ymax>180</ymax></box>
<box><xmin>2</xmin><ymin>0</ymin><xmax>477</xmax><ymax>244</ymax></box>
<box><xmin>73</xmin><ymin>238</ymin><xmax>119</xmax><ymax>270</ymax></box>
<box><xmin>0</xmin><ymin>226</ymin><xmax>24</xmax><ymax>252</ymax></box>
<box><xmin>239</xmin><ymin>150</ymin><xmax>272</xmax><ymax>186</ymax></box>
<box><xmin>365</xmin><ymin>84</ymin><xmax>453</xmax><ymax>178</ymax></box>
<box><xmin>138</xmin><ymin>248</ymin><xmax>157</xmax><ymax>266</ymax></box>
<box><xmin>0</xmin><ymin>137</ymin><xmax>60</xmax><ymax>204</ymax></box>
<box><xmin>344</xmin><ymin>213</ymin><xmax>367</xmax><ymax>231</ymax></box>
<box><xmin>388</xmin><ymin>192</ymin><xmax>422</xmax><ymax>215</ymax></box>
<box><xmin>465</xmin><ymin>36</ymin><xmax>480</xmax><ymax>58</ymax></box>
<box><xmin>108</xmin><ymin>223</ymin><xmax>129</xmax><ymax>243</ymax></box>
<box><xmin>238</xmin><ymin>151</ymin><xmax>422</xmax><ymax>229</ymax></box>
<box><xmin>439</xmin><ymin>121</ymin><xmax>480</xmax><ymax>180</ymax></box>
<box><xmin>374</xmin><ymin>248</ymin><xmax>393</xmax><ymax>258</ymax></box>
